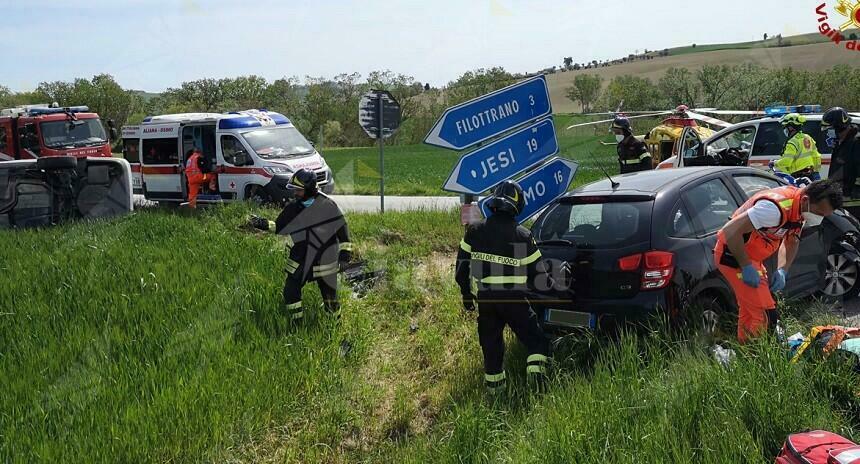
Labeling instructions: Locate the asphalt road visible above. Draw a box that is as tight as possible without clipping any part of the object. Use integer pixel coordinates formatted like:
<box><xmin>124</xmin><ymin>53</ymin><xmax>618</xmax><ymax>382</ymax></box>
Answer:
<box><xmin>134</xmin><ymin>195</ymin><xmax>461</xmax><ymax>213</ymax></box>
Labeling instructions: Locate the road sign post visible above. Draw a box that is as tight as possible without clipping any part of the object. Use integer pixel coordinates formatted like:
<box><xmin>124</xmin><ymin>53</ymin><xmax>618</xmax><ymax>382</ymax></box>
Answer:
<box><xmin>378</xmin><ymin>92</ymin><xmax>385</xmax><ymax>213</ymax></box>
<box><xmin>359</xmin><ymin>90</ymin><xmax>401</xmax><ymax>213</ymax></box>
<box><xmin>479</xmin><ymin>157</ymin><xmax>579</xmax><ymax>224</ymax></box>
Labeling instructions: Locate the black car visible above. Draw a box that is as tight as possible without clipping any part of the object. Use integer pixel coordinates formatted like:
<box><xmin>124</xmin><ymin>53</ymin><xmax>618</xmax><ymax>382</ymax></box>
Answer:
<box><xmin>531</xmin><ymin>167</ymin><xmax>860</xmax><ymax>332</ymax></box>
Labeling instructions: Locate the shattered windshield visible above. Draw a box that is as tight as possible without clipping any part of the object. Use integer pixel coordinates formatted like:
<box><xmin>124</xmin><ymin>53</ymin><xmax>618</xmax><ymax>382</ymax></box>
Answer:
<box><xmin>241</xmin><ymin>126</ymin><xmax>314</xmax><ymax>159</ymax></box>
<box><xmin>40</xmin><ymin>119</ymin><xmax>107</xmax><ymax>148</ymax></box>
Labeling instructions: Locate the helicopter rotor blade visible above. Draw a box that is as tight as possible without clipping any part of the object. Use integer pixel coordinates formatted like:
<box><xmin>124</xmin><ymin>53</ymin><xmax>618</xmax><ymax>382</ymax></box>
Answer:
<box><xmin>694</xmin><ymin>109</ymin><xmax>766</xmax><ymax>115</ymax></box>
<box><xmin>686</xmin><ymin>111</ymin><xmax>732</xmax><ymax>128</ymax></box>
<box><xmin>566</xmin><ymin>111</ymin><xmax>670</xmax><ymax>130</ymax></box>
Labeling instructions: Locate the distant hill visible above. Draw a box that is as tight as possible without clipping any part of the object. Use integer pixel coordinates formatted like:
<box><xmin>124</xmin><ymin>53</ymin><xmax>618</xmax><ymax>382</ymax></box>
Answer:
<box><xmin>549</xmin><ymin>32</ymin><xmax>860</xmax><ymax>113</ymax></box>
<box><xmin>130</xmin><ymin>90</ymin><xmax>161</xmax><ymax>102</ymax></box>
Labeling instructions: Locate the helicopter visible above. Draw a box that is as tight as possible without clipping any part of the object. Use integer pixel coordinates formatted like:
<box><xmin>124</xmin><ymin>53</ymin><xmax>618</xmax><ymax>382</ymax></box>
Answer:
<box><xmin>567</xmin><ymin>104</ymin><xmax>764</xmax><ymax>166</ymax></box>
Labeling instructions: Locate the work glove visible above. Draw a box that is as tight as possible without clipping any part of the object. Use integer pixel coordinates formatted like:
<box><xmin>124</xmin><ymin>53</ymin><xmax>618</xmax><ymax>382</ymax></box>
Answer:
<box><xmin>741</xmin><ymin>264</ymin><xmax>761</xmax><ymax>288</ymax></box>
<box><xmin>462</xmin><ymin>297</ymin><xmax>476</xmax><ymax>312</ymax></box>
<box><xmin>248</xmin><ymin>215</ymin><xmax>270</xmax><ymax>231</ymax></box>
<box><xmin>770</xmin><ymin>268</ymin><xmax>788</xmax><ymax>292</ymax></box>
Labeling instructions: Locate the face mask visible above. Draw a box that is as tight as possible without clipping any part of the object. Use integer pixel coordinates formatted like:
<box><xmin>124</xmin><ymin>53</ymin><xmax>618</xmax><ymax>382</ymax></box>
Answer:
<box><xmin>615</xmin><ymin>134</ymin><xmax>625</xmax><ymax>143</ymax></box>
<box><xmin>301</xmin><ymin>198</ymin><xmax>315</xmax><ymax>207</ymax></box>
<box><xmin>802</xmin><ymin>212</ymin><xmax>823</xmax><ymax>227</ymax></box>
<box><xmin>827</xmin><ymin>128</ymin><xmax>838</xmax><ymax>139</ymax></box>
<box><xmin>783</xmin><ymin>128</ymin><xmax>791</xmax><ymax>138</ymax></box>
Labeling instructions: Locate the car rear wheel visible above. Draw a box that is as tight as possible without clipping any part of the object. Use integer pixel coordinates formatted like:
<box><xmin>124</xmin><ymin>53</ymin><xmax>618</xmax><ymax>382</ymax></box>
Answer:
<box><xmin>692</xmin><ymin>293</ymin><xmax>736</xmax><ymax>340</ymax></box>
<box><xmin>820</xmin><ymin>247</ymin><xmax>860</xmax><ymax>300</ymax></box>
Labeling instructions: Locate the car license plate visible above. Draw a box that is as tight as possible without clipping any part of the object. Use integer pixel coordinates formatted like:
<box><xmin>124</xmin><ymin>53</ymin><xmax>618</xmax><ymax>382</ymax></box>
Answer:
<box><xmin>545</xmin><ymin>309</ymin><xmax>595</xmax><ymax>329</ymax></box>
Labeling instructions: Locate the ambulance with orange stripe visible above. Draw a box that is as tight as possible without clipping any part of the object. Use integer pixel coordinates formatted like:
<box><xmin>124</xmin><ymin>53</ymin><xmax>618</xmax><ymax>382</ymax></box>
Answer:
<box><xmin>123</xmin><ymin>109</ymin><xmax>334</xmax><ymax>205</ymax></box>
<box><xmin>659</xmin><ymin>105</ymin><xmax>860</xmax><ymax>178</ymax></box>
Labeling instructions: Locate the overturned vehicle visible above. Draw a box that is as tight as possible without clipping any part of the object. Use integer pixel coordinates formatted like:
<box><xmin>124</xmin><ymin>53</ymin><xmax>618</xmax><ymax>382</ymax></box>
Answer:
<box><xmin>0</xmin><ymin>156</ymin><xmax>133</xmax><ymax>229</ymax></box>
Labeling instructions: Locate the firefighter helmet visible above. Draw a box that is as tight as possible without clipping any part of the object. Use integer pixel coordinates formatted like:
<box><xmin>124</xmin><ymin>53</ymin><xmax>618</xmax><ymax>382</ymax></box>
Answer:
<box><xmin>779</xmin><ymin>113</ymin><xmax>806</xmax><ymax>127</ymax></box>
<box><xmin>286</xmin><ymin>168</ymin><xmax>318</xmax><ymax>195</ymax></box>
<box><xmin>487</xmin><ymin>180</ymin><xmax>525</xmax><ymax>216</ymax></box>
<box><xmin>821</xmin><ymin>107</ymin><xmax>851</xmax><ymax>132</ymax></box>
<box><xmin>611</xmin><ymin>116</ymin><xmax>632</xmax><ymax>133</ymax></box>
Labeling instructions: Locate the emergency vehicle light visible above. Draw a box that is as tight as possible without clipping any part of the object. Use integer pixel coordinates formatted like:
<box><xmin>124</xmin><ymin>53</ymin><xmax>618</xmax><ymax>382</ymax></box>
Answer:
<box><xmin>27</xmin><ymin>106</ymin><xmax>90</xmax><ymax>116</ymax></box>
<box><xmin>764</xmin><ymin>105</ymin><xmax>822</xmax><ymax>117</ymax></box>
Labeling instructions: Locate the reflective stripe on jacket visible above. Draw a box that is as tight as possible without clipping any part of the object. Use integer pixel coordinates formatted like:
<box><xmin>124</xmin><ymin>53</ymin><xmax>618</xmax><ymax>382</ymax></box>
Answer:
<box><xmin>775</xmin><ymin>133</ymin><xmax>820</xmax><ymax>174</ymax></box>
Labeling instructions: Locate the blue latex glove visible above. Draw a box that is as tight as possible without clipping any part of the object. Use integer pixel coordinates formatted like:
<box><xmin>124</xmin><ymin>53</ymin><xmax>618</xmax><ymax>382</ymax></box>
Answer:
<box><xmin>741</xmin><ymin>264</ymin><xmax>761</xmax><ymax>288</ymax></box>
<box><xmin>770</xmin><ymin>268</ymin><xmax>788</xmax><ymax>292</ymax></box>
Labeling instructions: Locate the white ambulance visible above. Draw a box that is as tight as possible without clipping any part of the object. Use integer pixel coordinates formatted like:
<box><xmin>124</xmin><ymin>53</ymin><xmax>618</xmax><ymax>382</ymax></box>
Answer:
<box><xmin>130</xmin><ymin>109</ymin><xmax>334</xmax><ymax>205</ymax></box>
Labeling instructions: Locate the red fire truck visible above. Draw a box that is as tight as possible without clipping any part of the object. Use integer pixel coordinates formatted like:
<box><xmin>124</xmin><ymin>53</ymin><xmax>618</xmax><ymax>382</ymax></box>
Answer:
<box><xmin>0</xmin><ymin>104</ymin><xmax>116</xmax><ymax>161</ymax></box>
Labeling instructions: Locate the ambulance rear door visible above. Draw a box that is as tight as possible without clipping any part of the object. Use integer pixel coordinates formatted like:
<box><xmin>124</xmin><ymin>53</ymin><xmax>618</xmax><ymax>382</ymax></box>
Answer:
<box><xmin>121</xmin><ymin>125</ymin><xmax>142</xmax><ymax>194</ymax></box>
<box><xmin>140</xmin><ymin>123</ymin><xmax>185</xmax><ymax>201</ymax></box>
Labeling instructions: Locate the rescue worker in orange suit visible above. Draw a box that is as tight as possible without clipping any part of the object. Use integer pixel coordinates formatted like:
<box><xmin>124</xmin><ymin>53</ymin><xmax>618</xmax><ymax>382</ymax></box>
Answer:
<box><xmin>251</xmin><ymin>169</ymin><xmax>352</xmax><ymax>322</ymax></box>
<box><xmin>714</xmin><ymin>180</ymin><xmax>842</xmax><ymax>343</ymax></box>
<box><xmin>455</xmin><ymin>180</ymin><xmax>551</xmax><ymax>393</ymax></box>
<box><xmin>613</xmin><ymin>116</ymin><xmax>652</xmax><ymax>174</ymax></box>
<box><xmin>184</xmin><ymin>148</ymin><xmax>217</xmax><ymax>208</ymax></box>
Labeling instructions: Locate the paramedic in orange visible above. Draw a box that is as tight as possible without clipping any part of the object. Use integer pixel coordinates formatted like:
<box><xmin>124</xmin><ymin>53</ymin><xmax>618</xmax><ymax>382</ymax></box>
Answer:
<box><xmin>184</xmin><ymin>148</ymin><xmax>217</xmax><ymax>208</ymax></box>
<box><xmin>714</xmin><ymin>180</ymin><xmax>842</xmax><ymax>343</ymax></box>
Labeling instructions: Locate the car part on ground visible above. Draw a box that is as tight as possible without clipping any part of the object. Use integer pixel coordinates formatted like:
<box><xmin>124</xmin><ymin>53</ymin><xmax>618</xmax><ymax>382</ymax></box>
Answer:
<box><xmin>0</xmin><ymin>156</ymin><xmax>132</xmax><ymax>229</ymax></box>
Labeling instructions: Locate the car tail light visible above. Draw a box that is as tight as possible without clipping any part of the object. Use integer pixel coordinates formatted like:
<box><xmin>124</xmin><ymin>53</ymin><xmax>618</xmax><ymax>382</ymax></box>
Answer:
<box><xmin>617</xmin><ymin>254</ymin><xmax>642</xmax><ymax>271</ymax></box>
<box><xmin>618</xmin><ymin>251</ymin><xmax>675</xmax><ymax>290</ymax></box>
<box><xmin>642</xmin><ymin>251</ymin><xmax>674</xmax><ymax>290</ymax></box>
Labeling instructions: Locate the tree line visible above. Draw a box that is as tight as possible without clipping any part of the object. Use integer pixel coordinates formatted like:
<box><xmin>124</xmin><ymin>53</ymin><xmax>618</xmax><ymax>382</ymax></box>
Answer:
<box><xmin>3</xmin><ymin>64</ymin><xmax>856</xmax><ymax>150</ymax></box>
<box><xmin>0</xmin><ymin>67</ymin><xmax>525</xmax><ymax>148</ymax></box>
<box><xmin>566</xmin><ymin>64</ymin><xmax>860</xmax><ymax>114</ymax></box>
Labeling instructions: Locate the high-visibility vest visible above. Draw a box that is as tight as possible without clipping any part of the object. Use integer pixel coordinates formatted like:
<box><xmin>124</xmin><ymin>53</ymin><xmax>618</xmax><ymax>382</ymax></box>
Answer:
<box><xmin>716</xmin><ymin>185</ymin><xmax>806</xmax><ymax>263</ymax></box>
<box><xmin>185</xmin><ymin>152</ymin><xmax>202</xmax><ymax>177</ymax></box>
<box><xmin>775</xmin><ymin>132</ymin><xmax>820</xmax><ymax>174</ymax></box>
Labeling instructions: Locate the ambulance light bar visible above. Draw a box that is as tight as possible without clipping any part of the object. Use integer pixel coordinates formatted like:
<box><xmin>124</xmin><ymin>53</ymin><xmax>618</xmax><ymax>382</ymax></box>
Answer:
<box><xmin>764</xmin><ymin>105</ymin><xmax>822</xmax><ymax>116</ymax></box>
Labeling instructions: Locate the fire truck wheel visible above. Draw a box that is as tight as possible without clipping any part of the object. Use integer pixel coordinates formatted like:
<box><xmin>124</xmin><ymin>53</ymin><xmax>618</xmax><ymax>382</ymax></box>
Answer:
<box><xmin>37</xmin><ymin>156</ymin><xmax>78</xmax><ymax>171</ymax></box>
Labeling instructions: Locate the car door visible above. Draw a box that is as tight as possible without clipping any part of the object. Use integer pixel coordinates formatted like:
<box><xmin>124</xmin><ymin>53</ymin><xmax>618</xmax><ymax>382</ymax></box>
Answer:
<box><xmin>726</xmin><ymin>171</ymin><xmax>824</xmax><ymax>298</ymax></box>
<box><xmin>140</xmin><ymin>123</ymin><xmax>184</xmax><ymax>200</ymax></box>
<box><xmin>703</xmin><ymin>125</ymin><xmax>758</xmax><ymax>168</ymax></box>
<box><xmin>678</xmin><ymin>175</ymin><xmax>741</xmax><ymax>273</ymax></box>
<box><xmin>676</xmin><ymin>127</ymin><xmax>704</xmax><ymax>167</ymax></box>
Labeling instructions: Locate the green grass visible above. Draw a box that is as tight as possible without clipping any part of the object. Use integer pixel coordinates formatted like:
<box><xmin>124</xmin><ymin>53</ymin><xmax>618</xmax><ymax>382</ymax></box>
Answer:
<box><xmin>323</xmin><ymin>114</ymin><xmax>619</xmax><ymax>196</ymax></box>
<box><xmin>3</xmin><ymin>203</ymin><xmax>860</xmax><ymax>462</ymax></box>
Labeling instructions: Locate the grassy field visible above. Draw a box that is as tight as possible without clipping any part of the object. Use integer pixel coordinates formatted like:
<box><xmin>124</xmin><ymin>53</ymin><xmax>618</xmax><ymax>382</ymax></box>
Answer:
<box><xmin>324</xmin><ymin>114</ymin><xmax>619</xmax><ymax>196</ymax></box>
<box><xmin>2</xmin><ymin>203</ymin><xmax>860</xmax><ymax>463</ymax></box>
<box><xmin>547</xmin><ymin>39</ymin><xmax>860</xmax><ymax>113</ymax></box>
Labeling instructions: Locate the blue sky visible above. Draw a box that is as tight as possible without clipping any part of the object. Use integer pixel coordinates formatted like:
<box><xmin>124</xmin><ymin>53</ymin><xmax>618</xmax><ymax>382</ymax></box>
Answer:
<box><xmin>2</xmin><ymin>0</ymin><xmax>819</xmax><ymax>92</ymax></box>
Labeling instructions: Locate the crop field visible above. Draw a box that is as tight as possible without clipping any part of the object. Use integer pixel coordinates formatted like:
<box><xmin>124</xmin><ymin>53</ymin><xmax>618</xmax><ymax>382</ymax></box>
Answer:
<box><xmin>324</xmin><ymin>114</ymin><xmax>620</xmax><ymax>196</ymax></box>
<box><xmin>3</xmin><ymin>203</ymin><xmax>860</xmax><ymax>463</ymax></box>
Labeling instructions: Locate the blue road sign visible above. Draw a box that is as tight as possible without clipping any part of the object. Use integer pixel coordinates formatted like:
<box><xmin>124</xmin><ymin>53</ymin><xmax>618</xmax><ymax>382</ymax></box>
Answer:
<box><xmin>424</xmin><ymin>75</ymin><xmax>552</xmax><ymax>151</ymax></box>
<box><xmin>442</xmin><ymin>117</ymin><xmax>558</xmax><ymax>194</ymax></box>
<box><xmin>479</xmin><ymin>157</ymin><xmax>579</xmax><ymax>224</ymax></box>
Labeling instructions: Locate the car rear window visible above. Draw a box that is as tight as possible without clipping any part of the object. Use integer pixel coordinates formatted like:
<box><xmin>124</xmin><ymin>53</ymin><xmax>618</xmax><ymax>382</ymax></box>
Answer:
<box><xmin>535</xmin><ymin>200</ymin><xmax>652</xmax><ymax>248</ymax></box>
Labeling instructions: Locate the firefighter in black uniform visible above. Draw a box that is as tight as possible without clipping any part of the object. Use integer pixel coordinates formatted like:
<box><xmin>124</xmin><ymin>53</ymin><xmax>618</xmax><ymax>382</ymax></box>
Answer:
<box><xmin>455</xmin><ymin>180</ymin><xmax>551</xmax><ymax>393</ymax></box>
<box><xmin>251</xmin><ymin>169</ymin><xmax>352</xmax><ymax>321</ymax></box>
<box><xmin>822</xmin><ymin>107</ymin><xmax>860</xmax><ymax>198</ymax></box>
<box><xmin>613</xmin><ymin>116</ymin><xmax>652</xmax><ymax>174</ymax></box>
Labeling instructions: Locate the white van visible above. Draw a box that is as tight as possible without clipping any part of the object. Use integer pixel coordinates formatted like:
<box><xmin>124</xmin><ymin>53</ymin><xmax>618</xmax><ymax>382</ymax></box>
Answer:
<box><xmin>133</xmin><ymin>109</ymin><xmax>334</xmax><ymax>204</ymax></box>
